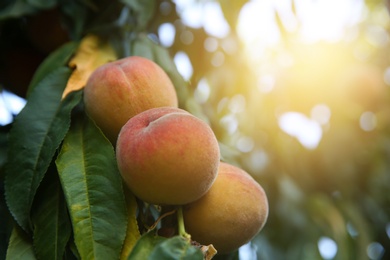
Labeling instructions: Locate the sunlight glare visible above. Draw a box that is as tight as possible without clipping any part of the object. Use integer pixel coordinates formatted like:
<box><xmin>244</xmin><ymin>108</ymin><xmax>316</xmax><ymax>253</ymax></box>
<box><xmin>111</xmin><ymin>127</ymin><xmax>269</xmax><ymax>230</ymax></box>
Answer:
<box><xmin>295</xmin><ymin>0</ymin><xmax>364</xmax><ymax>43</ymax></box>
<box><xmin>237</xmin><ymin>0</ymin><xmax>280</xmax><ymax>59</ymax></box>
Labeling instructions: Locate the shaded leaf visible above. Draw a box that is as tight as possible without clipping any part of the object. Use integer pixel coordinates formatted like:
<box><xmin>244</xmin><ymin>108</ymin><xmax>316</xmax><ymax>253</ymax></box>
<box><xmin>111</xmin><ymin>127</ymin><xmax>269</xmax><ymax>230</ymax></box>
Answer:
<box><xmin>31</xmin><ymin>164</ymin><xmax>72</xmax><ymax>260</ymax></box>
<box><xmin>5</xmin><ymin>226</ymin><xmax>36</xmax><ymax>260</ymax></box>
<box><xmin>127</xmin><ymin>231</ymin><xmax>166</xmax><ymax>260</ymax></box>
<box><xmin>131</xmin><ymin>33</ymin><xmax>154</xmax><ymax>60</ymax></box>
<box><xmin>59</xmin><ymin>0</ymin><xmax>89</xmax><ymax>40</ymax></box>
<box><xmin>27</xmin><ymin>42</ymin><xmax>78</xmax><ymax>98</ymax></box>
<box><xmin>26</xmin><ymin>0</ymin><xmax>57</xmax><ymax>9</ymax></box>
<box><xmin>149</xmin><ymin>236</ymin><xmax>203</xmax><ymax>260</ymax></box>
<box><xmin>120</xmin><ymin>188</ymin><xmax>141</xmax><ymax>260</ymax></box>
<box><xmin>4</xmin><ymin>67</ymin><xmax>75</xmax><ymax>232</ymax></box>
<box><xmin>0</xmin><ymin>0</ymin><xmax>37</xmax><ymax>19</ymax></box>
<box><xmin>64</xmin><ymin>34</ymin><xmax>117</xmax><ymax>98</ymax></box>
<box><xmin>150</xmin><ymin>37</ymin><xmax>193</xmax><ymax>112</ymax></box>
<box><xmin>56</xmin><ymin>113</ymin><xmax>127</xmax><ymax>260</ymax></box>
<box><xmin>121</xmin><ymin>0</ymin><xmax>157</xmax><ymax>31</ymax></box>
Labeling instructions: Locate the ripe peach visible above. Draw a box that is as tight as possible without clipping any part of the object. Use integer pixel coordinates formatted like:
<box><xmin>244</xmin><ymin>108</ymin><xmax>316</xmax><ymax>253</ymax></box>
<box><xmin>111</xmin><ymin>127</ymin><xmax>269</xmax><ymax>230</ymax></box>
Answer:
<box><xmin>83</xmin><ymin>56</ymin><xmax>178</xmax><ymax>143</ymax></box>
<box><xmin>116</xmin><ymin>107</ymin><xmax>220</xmax><ymax>205</ymax></box>
<box><xmin>183</xmin><ymin>162</ymin><xmax>269</xmax><ymax>254</ymax></box>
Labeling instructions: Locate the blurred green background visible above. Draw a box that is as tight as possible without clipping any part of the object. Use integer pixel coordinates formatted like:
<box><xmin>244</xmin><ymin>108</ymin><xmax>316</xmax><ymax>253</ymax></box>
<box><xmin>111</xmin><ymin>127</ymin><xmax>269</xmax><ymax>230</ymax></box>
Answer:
<box><xmin>1</xmin><ymin>0</ymin><xmax>390</xmax><ymax>259</ymax></box>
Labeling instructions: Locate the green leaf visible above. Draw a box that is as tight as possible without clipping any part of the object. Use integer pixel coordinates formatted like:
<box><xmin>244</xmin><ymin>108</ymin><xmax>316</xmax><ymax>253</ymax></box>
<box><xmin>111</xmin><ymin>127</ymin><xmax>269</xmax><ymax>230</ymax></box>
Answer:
<box><xmin>150</xmin><ymin>38</ymin><xmax>191</xmax><ymax>110</ymax></box>
<box><xmin>0</xmin><ymin>177</ymin><xmax>13</xmax><ymax>260</ymax></box>
<box><xmin>56</xmin><ymin>113</ymin><xmax>127</xmax><ymax>260</ymax></box>
<box><xmin>127</xmin><ymin>231</ymin><xmax>167</xmax><ymax>260</ymax></box>
<box><xmin>5</xmin><ymin>226</ymin><xmax>36</xmax><ymax>260</ymax></box>
<box><xmin>121</xmin><ymin>0</ymin><xmax>157</xmax><ymax>31</ymax></box>
<box><xmin>26</xmin><ymin>0</ymin><xmax>57</xmax><ymax>9</ymax></box>
<box><xmin>149</xmin><ymin>236</ymin><xmax>203</xmax><ymax>260</ymax></box>
<box><xmin>27</xmin><ymin>42</ymin><xmax>78</xmax><ymax>98</ymax></box>
<box><xmin>120</xmin><ymin>188</ymin><xmax>141</xmax><ymax>260</ymax></box>
<box><xmin>0</xmin><ymin>0</ymin><xmax>37</xmax><ymax>20</ymax></box>
<box><xmin>4</xmin><ymin>67</ymin><xmax>77</xmax><ymax>232</ymax></box>
<box><xmin>60</xmin><ymin>0</ymin><xmax>90</xmax><ymax>40</ymax></box>
<box><xmin>31</xmin><ymin>165</ymin><xmax>71</xmax><ymax>260</ymax></box>
<box><xmin>131</xmin><ymin>33</ymin><xmax>155</xmax><ymax>60</ymax></box>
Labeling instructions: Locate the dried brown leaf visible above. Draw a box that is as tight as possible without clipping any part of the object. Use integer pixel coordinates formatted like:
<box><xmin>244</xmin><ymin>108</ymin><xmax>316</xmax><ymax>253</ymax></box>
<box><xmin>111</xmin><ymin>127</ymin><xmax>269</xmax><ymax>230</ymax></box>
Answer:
<box><xmin>63</xmin><ymin>34</ymin><xmax>117</xmax><ymax>99</ymax></box>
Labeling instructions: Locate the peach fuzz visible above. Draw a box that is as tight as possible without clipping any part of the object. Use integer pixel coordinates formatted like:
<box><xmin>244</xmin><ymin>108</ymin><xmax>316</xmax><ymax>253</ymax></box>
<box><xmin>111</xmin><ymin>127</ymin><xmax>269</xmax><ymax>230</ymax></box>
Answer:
<box><xmin>83</xmin><ymin>56</ymin><xmax>178</xmax><ymax>143</ymax></box>
<box><xmin>116</xmin><ymin>107</ymin><xmax>220</xmax><ymax>205</ymax></box>
<box><xmin>183</xmin><ymin>162</ymin><xmax>269</xmax><ymax>254</ymax></box>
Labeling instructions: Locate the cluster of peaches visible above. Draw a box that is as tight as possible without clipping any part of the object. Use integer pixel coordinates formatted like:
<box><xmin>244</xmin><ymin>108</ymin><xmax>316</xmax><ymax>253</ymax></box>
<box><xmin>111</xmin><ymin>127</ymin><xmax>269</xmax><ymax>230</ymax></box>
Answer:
<box><xmin>83</xmin><ymin>56</ymin><xmax>269</xmax><ymax>254</ymax></box>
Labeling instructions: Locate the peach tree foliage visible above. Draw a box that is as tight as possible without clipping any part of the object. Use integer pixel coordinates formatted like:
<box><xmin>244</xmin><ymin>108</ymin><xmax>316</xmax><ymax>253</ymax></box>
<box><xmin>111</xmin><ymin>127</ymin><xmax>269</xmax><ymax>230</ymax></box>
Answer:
<box><xmin>0</xmin><ymin>0</ymin><xmax>211</xmax><ymax>259</ymax></box>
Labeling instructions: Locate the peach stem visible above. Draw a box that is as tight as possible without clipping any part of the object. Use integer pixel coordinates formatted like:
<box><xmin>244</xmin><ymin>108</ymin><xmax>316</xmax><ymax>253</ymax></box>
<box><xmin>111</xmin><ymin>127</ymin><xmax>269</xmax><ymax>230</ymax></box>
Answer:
<box><xmin>177</xmin><ymin>206</ymin><xmax>191</xmax><ymax>240</ymax></box>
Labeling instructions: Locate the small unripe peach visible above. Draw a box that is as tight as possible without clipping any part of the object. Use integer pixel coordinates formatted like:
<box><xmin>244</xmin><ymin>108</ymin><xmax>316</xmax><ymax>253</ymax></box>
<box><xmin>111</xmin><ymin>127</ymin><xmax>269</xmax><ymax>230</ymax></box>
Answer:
<box><xmin>84</xmin><ymin>56</ymin><xmax>178</xmax><ymax>143</ymax></box>
<box><xmin>183</xmin><ymin>162</ymin><xmax>269</xmax><ymax>254</ymax></box>
<box><xmin>116</xmin><ymin>107</ymin><xmax>220</xmax><ymax>205</ymax></box>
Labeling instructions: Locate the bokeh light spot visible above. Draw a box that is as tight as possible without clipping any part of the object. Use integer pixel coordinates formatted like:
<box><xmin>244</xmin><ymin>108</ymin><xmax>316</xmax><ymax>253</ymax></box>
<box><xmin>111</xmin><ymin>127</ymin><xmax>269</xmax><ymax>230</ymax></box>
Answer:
<box><xmin>279</xmin><ymin>112</ymin><xmax>322</xmax><ymax>149</ymax></box>
<box><xmin>174</xmin><ymin>51</ymin><xmax>193</xmax><ymax>81</ymax></box>
<box><xmin>318</xmin><ymin>237</ymin><xmax>338</xmax><ymax>259</ymax></box>
<box><xmin>219</xmin><ymin>114</ymin><xmax>238</xmax><ymax>134</ymax></box>
<box><xmin>258</xmin><ymin>75</ymin><xmax>275</xmax><ymax>93</ymax></box>
<box><xmin>175</xmin><ymin>0</ymin><xmax>203</xmax><ymax>28</ymax></box>
<box><xmin>311</xmin><ymin>104</ymin><xmax>331</xmax><ymax>125</ymax></box>
<box><xmin>204</xmin><ymin>37</ymin><xmax>218</xmax><ymax>52</ymax></box>
<box><xmin>194</xmin><ymin>78</ymin><xmax>210</xmax><ymax>104</ymax></box>
<box><xmin>249</xmin><ymin>149</ymin><xmax>269</xmax><ymax>172</ymax></box>
<box><xmin>228</xmin><ymin>94</ymin><xmax>246</xmax><ymax>114</ymax></box>
<box><xmin>159</xmin><ymin>1</ymin><xmax>173</xmax><ymax>16</ymax></box>
<box><xmin>158</xmin><ymin>23</ymin><xmax>176</xmax><ymax>47</ymax></box>
<box><xmin>203</xmin><ymin>1</ymin><xmax>230</xmax><ymax>38</ymax></box>
<box><xmin>383</xmin><ymin>66</ymin><xmax>390</xmax><ymax>85</ymax></box>
<box><xmin>180</xmin><ymin>30</ymin><xmax>194</xmax><ymax>45</ymax></box>
<box><xmin>359</xmin><ymin>111</ymin><xmax>377</xmax><ymax>131</ymax></box>
<box><xmin>236</xmin><ymin>136</ymin><xmax>254</xmax><ymax>153</ymax></box>
<box><xmin>367</xmin><ymin>242</ymin><xmax>385</xmax><ymax>260</ymax></box>
<box><xmin>211</xmin><ymin>51</ymin><xmax>225</xmax><ymax>67</ymax></box>
<box><xmin>347</xmin><ymin>222</ymin><xmax>359</xmax><ymax>237</ymax></box>
<box><xmin>0</xmin><ymin>90</ymin><xmax>26</xmax><ymax>126</ymax></box>
<box><xmin>239</xmin><ymin>242</ymin><xmax>256</xmax><ymax>260</ymax></box>
<box><xmin>386</xmin><ymin>223</ymin><xmax>390</xmax><ymax>239</ymax></box>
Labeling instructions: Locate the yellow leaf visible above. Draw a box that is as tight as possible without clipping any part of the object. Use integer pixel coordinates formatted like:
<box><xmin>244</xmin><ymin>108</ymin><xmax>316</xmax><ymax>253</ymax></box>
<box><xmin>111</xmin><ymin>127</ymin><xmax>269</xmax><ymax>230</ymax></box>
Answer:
<box><xmin>63</xmin><ymin>34</ymin><xmax>117</xmax><ymax>99</ymax></box>
<box><xmin>120</xmin><ymin>188</ymin><xmax>141</xmax><ymax>260</ymax></box>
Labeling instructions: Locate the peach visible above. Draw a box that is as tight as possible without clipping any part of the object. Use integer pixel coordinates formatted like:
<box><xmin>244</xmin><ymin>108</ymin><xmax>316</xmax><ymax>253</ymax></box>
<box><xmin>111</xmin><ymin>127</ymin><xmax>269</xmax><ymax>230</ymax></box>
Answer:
<box><xmin>83</xmin><ymin>56</ymin><xmax>178</xmax><ymax>143</ymax></box>
<box><xmin>183</xmin><ymin>162</ymin><xmax>269</xmax><ymax>254</ymax></box>
<box><xmin>116</xmin><ymin>107</ymin><xmax>220</xmax><ymax>205</ymax></box>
